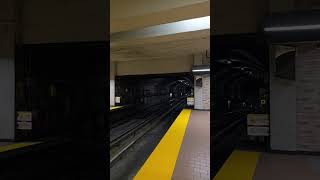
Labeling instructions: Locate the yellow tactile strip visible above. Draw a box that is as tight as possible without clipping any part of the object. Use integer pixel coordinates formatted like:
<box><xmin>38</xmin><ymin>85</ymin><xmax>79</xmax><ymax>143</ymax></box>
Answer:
<box><xmin>172</xmin><ymin>110</ymin><xmax>210</xmax><ymax>180</ymax></box>
<box><xmin>134</xmin><ymin>109</ymin><xmax>192</xmax><ymax>180</ymax></box>
<box><xmin>110</xmin><ymin>106</ymin><xmax>123</xmax><ymax>111</ymax></box>
<box><xmin>213</xmin><ymin>150</ymin><xmax>260</xmax><ymax>180</ymax></box>
<box><xmin>0</xmin><ymin>142</ymin><xmax>42</xmax><ymax>153</ymax></box>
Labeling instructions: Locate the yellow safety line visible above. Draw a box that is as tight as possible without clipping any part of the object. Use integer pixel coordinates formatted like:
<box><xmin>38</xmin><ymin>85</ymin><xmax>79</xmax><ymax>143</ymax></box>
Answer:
<box><xmin>0</xmin><ymin>142</ymin><xmax>42</xmax><ymax>153</ymax></box>
<box><xmin>214</xmin><ymin>150</ymin><xmax>261</xmax><ymax>180</ymax></box>
<box><xmin>134</xmin><ymin>109</ymin><xmax>192</xmax><ymax>180</ymax></box>
<box><xmin>110</xmin><ymin>106</ymin><xmax>123</xmax><ymax>110</ymax></box>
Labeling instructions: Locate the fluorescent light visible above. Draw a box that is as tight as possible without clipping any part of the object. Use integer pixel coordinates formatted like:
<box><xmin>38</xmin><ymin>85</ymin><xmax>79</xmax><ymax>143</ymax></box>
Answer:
<box><xmin>111</xmin><ymin>16</ymin><xmax>210</xmax><ymax>42</ymax></box>
<box><xmin>192</xmin><ymin>69</ymin><xmax>210</xmax><ymax>72</ymax></box>
<box><xmin>264</xmin><ymin>24</ymin><xmax>320</xmax><ymax>32</ymax></box>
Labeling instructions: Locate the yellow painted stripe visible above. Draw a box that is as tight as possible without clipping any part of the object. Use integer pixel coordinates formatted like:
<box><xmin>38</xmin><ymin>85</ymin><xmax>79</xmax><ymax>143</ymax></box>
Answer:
<box><xmin>110</xmin><ymin>106</ymin><xmax>123</xmax><ymax>110</ymax></box>
<box><xmin>214</xmin><ymin>150</ymin><xmax>260</xmax><ymax>180</ymax></box>
<box><xmin>0</xmin><ymin>142</ymin><xmax>42</xmax><ymax>153</ymax></box>
<box><xmin>134</xmin><ymin>109</ymin><xmax>192</xmax><ymax>180</ymax></box>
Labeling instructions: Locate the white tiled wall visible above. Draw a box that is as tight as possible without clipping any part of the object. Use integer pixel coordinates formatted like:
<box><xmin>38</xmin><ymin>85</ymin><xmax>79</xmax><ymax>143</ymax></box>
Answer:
<box><xmin>110</xmin><ymin>62</ymin><xmax>115</xmax><ymax>106</ymax></box>
<box><xmin>194</xmin><ymin>74</ymin><xmax>210</xmax><ymax>110</ymax></box>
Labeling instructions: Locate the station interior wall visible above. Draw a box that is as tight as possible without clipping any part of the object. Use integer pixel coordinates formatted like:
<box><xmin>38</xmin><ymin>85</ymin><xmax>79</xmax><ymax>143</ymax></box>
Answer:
<box><xmin>295</xmin><ymin>45</ymin><xmax>320</xmax><ymax>151</ymax></box>
<box><xmin>0</xmin><ymin>0</ymin><xmax>107</xmax><ymax>140</ymax></box>
<box><xmin>0</xmin><ymin>0</ymin><xmax>16</xmax><ymax>140</ymax></box>
<box><xmin>194</xmin><ymin>74</ymin><xmax>210</xmax><ymax>110</ymax></box>
<box><xmin>193</xmin><ymin>53</ymin><xmax>210</xmax><ymax>110</ymax></box>
<box><xmin>270</xmin><ymin>44</ymin><xmax>320</xmax><ymax>152</ymax></box>
<box><xmin>115</xmin><ymin>56</ymin><xmax>194</xmax><ymax>76</ymax></box>
<box><xmin>270</xmin><ymin>45</ymin><xmax>297</xmax><ymax>151</ymax></box>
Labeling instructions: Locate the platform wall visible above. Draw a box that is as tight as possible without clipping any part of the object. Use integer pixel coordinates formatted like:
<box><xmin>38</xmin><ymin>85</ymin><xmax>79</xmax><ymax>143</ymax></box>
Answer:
<box><xmin>116</xmin><ymin>56</ymin><xmax>193</xmax><ymax>76</ymax></box>
<box><xmin>296</xmin><ymin>46</ymin><xmax>320</xmax><ymax>151</ymax></box>
<box><xmin>194</xmin><ymin>74</ymin><xmax>210</xmax><ymax>110</ymax></box>
<box><xmin>269</xmin><ymin>45</ymin><xmax>297</xmax><ymax>151</ymax></box>
<box><xmin>0</xmin><ymin>0</ymin><xmax>15</xmax><ymax>140</ymax></box>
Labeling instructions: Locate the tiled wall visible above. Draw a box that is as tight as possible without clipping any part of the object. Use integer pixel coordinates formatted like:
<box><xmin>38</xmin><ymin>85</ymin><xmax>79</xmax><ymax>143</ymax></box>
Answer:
<box><xmin>110</xmin><ymin>62</ymin><xmax>115</xmax><ymax>106</ymax></box>
<box><xmin>194</xmin><ymin>74</ymin><xmax>210</xmax><ymax>110</ymax></box>
<box><xmin>296</xmin><ymin>46</ymin><xmax>320</xmax><ymax>151</ymax></box>
<box><xmin>202</xmin><ymin>74</ymin><xmax>210</xmax><ymax>110</ymax></box>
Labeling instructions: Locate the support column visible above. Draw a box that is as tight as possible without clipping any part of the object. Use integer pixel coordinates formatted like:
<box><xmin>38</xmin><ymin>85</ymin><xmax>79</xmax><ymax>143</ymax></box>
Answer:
<box><xmin>110</xmin><ymin>61</ymin><xmax>115</xmax><ymax>106</ymax></box>
<box><xmin>193</xmin><ymin>53</ymin><xmax>210</xmax><ymax>110</ymax></box>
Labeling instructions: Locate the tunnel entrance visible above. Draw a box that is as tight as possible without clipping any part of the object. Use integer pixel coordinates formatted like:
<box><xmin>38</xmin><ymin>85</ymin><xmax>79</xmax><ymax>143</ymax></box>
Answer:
<box><xmin>114</xmin><ymin>72</ymin><xmax>193</xmax><ymax>106</ymax></box>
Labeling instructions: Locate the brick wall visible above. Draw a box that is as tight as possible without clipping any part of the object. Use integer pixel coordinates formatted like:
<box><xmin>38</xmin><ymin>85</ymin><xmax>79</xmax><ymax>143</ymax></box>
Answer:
<box><xmin>194</xmin><ymin>74</ymin><xmax>210</xmax><ymax>110</ymax></box>
<box><xmin>296</xmin><ymin>46</ymin><xmax>320</xmax><ymax>151</ymax></box>
<box><xmin>202</xmin><ymin>74</ymin><xmax>210</xmax><ymax>110</ymax></box>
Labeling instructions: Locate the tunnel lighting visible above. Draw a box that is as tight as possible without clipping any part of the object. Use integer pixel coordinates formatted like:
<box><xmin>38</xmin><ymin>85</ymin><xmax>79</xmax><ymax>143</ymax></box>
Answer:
<box><xmin>264</xmin><ymin>24</ymin><xmax>320</xmax><ymax>32</ymax></box>
<box><xmin>192</xmin><ymin>69</ymin><xmax>210</xmax><ymax>72</ymax></box>
<box><xmin>218</xmin><ymin>59</ymin><xmax>232</xmax><ymax>64</ymax></box>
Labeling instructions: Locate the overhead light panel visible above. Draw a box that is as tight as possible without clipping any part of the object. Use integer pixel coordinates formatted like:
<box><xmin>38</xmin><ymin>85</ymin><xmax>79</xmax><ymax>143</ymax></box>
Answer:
<box><xmin>264</xmin><ymin>24</ymin><xmax>320</xmax><ymax>32</ymax></box>
<box><xmin>111</xmin><ymin>16</ymin><xmax>210</xmax><ymax>43</ymax></box>
<box><xmin>192</xmin><ymin>65</ymin><xmax>210</xmax><ymax>73</ymax></box>
<box><xmin>192</xmin><ymin>69</ymin><xmax>210</xmax><ymax>72</ymax></box>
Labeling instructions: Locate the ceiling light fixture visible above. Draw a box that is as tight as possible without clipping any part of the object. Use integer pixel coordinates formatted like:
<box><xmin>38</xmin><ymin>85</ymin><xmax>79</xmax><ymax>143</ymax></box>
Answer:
<box><xmin>192</xmin><ymin>69</ymin><xmax>210</xmax><ymax>72</ymax></box>
<box><xmin>264</xmin><ymin>24</ymin><xmax>320</xmax><ymax>32</ymax></box>
<box><xmin>111</xmin><ymin>16</ymin><xmax>210</xmax><ymax>43</ymax></box>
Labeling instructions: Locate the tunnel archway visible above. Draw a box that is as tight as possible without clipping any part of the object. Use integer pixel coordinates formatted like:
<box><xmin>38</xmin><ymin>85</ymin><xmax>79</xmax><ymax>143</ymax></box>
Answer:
<box><xmin>115</xmin><ymin>72</ymin><xmax>193</xmax><ymax>106</ymax></box>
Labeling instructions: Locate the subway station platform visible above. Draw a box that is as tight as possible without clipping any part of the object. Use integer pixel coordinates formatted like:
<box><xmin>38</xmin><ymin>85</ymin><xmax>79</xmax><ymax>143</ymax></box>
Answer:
<box><xmin>110</xmin><ymin>106</ymin><xmax>123</xmax><ymax>111</ymax></box>
<box><xmin>214</xmin><ymin>150</ymin><xmax>320</xmax><ymax>180</ymax></box>
<box><xmin>0</xmin><ymin>142</ymin><xmax>42</xmax><ymax>153</ymax></box>
<box><xmin>133</xmin><ymin>109</ymin><xmax>210</xmax><ymax>180</ymax></box>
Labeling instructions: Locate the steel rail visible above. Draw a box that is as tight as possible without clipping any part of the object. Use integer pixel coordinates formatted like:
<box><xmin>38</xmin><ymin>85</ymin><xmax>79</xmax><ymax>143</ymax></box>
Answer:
<box><xmin>110</xmin><ymin>98</ymin><xmax>185</xmax><ymax>165</ymax></box>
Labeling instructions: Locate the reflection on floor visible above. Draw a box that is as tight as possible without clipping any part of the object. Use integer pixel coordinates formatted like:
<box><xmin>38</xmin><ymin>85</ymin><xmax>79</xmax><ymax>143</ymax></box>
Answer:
<box><xmin>110</xmin><ymin>106</ymin><xmax>123</xmax><ymax>111</ymax></box>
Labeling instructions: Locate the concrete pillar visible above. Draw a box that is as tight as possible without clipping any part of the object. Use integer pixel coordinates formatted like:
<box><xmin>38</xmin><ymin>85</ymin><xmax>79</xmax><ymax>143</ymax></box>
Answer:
<box><xmin>269</xmin><ymin>45</ymin><xmax>297</xmax><ymax>151</ymax></box>
<box><xmin>110</xmin><ymin>61</ymin><xmax>115</xmax><ymax>106</ymax></box>
<box><xmin>193</xmin><ymin>53</ymin><xmax>210</xmax><ymax>110</ymax></box>
<box><xmin>0</xmin><ymin>0</ymin><xmax>16</xmax><ymax>140</ymax></box>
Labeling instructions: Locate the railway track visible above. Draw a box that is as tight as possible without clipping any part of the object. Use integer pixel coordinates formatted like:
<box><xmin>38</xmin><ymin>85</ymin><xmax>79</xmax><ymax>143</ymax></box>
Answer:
<box><xmin>109</xmin><ymin>98</ymin><xmax>186</xmax><ymax>165</ymax></box>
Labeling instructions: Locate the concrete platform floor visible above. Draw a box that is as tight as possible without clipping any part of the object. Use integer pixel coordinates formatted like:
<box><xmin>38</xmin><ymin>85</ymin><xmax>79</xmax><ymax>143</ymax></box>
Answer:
<box><xmin>172</xmin><ymin>110</ymin><xmax>210</xmax><ymax>180</ymax></box>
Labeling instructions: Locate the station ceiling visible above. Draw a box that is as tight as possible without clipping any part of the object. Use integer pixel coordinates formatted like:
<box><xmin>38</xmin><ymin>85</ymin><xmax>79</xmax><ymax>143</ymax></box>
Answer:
<box><xmin>110</xmin><ymin>0</ymin><xmax>210</xmax><ymax>62</ymax></box>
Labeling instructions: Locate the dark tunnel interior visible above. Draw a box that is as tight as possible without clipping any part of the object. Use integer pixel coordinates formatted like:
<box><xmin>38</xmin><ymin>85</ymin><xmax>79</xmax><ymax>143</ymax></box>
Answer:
<box><xmin>115</xmin><ymin>73</ymin><xmax>194</xmax><ymax>106</ymax></box>
<box><xmin>211</xmin><ymin>34</ymin><xmax>270</xmax><ymax>174</ymax></box>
